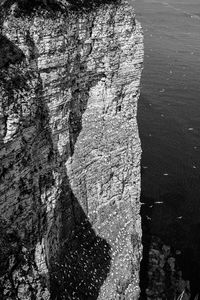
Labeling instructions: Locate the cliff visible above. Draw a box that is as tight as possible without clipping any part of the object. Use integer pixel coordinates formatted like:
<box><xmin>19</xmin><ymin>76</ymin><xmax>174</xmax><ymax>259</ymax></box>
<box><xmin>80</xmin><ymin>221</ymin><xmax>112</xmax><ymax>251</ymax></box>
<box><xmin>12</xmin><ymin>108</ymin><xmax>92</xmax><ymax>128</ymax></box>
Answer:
<box><xmin>0</xmin><ymin>1</ymin><xmax>143</xmax><ymax>299</ymax></box>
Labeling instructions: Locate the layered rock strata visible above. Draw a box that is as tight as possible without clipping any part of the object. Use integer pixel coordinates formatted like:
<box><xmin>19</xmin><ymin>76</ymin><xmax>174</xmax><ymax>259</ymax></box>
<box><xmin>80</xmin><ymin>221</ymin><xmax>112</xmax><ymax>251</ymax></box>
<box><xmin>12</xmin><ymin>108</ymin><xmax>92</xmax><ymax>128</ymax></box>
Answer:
<box><xmin>0</xmin><ymin>1</ymin><xmax>143</xmax><ymax>299</ymax></box>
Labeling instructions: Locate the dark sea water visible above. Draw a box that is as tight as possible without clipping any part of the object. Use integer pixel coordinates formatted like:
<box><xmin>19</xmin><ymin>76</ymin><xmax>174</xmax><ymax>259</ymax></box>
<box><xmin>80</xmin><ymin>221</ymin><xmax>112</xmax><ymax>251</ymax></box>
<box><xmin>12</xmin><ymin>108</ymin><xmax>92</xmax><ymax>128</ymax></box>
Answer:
<box><xmin>131</xmin><ymin>0</ymin><xmax>200</xmax><ymax>295</ymax></box>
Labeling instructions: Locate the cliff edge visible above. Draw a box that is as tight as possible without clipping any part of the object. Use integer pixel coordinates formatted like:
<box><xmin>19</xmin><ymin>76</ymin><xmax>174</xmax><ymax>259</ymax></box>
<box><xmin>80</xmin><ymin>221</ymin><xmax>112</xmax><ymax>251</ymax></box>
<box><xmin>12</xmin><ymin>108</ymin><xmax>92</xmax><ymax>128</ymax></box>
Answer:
<box><xmin>0</xmin><ymin>1</ymin><xmax>143</xmax><ymax>299</ymax></box>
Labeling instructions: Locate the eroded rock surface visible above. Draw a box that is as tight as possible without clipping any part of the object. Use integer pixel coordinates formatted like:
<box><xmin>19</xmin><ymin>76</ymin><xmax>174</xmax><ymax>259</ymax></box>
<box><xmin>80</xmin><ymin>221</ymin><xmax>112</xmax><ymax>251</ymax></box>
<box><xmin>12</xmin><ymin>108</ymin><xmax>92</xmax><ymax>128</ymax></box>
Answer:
<box><xmin>0</xmin><ymin>1</ymin><xmax>143</xmax><ymax>299</ymax></box>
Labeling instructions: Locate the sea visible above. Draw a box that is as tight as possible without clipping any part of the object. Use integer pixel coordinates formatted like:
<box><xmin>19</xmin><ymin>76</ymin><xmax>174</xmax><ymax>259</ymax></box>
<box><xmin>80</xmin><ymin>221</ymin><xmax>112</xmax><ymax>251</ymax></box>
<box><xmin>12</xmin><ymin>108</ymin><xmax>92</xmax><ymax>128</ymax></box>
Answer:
<box><xmin>131</xmin><ymin>0</ymin><xmax>200</xmax><ymax>296</ymax></box>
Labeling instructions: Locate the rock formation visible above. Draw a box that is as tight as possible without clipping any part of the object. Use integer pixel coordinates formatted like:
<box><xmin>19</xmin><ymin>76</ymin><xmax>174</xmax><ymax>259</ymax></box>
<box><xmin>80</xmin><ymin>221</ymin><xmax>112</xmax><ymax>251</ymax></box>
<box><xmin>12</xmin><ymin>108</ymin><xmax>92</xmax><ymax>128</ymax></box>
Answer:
<box><xmin>141</xmin><ymin>235</ymin><xmax>191</xmax><ymax>300</ymax></box>
<box><xmin>0</xmin><ymin>0</ymin><xmax>143</xmax><ymax>299</ymax></box>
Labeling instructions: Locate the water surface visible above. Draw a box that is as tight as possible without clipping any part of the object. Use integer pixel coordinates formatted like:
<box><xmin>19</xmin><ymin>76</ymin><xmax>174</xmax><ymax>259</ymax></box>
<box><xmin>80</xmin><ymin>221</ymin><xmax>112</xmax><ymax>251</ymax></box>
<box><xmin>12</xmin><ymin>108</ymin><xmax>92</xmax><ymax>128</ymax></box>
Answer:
<box><xmin>132</xmin><ymin>0</ymin><xmax>200</xmax><ymax>293</ymax></box>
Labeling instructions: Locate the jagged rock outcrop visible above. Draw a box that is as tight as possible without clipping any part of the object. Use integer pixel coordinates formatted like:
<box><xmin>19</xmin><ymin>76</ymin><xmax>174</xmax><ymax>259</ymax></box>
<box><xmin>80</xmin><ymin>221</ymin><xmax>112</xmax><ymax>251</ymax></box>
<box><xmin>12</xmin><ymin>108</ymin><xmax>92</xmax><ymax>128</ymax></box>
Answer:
<box><xmin>0</xmin><ymin>1</ymin><xmax>143</xmax><ymax>299</ymax></box>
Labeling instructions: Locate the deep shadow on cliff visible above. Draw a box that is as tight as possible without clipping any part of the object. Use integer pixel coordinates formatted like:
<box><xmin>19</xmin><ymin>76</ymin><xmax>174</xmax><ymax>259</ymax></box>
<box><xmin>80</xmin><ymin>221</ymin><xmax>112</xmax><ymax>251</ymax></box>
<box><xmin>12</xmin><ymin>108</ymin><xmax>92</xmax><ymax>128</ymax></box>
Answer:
<box><xmin>0</xmin><ymin>0</ymin><xmax>120</xmax><ymax>14</ymax></box>
<box><xmin>38</xmin><ymin>57</ymin><xmax>112</xmax><ymax>299</ymax></box>
<box><xmin>0</xmin><ymin>31</ymin><xmax>111</xmax><ymax>299</ymax></box>
<box><xmin>39</xmin><ymin>86</ymin><xmax>112</xmax><ymax>299</ymax></box>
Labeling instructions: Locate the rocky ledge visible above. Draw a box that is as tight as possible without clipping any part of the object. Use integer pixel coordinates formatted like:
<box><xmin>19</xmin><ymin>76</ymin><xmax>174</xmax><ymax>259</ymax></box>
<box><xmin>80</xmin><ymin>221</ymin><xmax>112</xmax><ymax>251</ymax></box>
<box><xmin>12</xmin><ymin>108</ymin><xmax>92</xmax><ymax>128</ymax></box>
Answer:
<box><xmin>0</xmin><ymin>1</ymin><xmax>143</xmax><ymax>299</ymax></box>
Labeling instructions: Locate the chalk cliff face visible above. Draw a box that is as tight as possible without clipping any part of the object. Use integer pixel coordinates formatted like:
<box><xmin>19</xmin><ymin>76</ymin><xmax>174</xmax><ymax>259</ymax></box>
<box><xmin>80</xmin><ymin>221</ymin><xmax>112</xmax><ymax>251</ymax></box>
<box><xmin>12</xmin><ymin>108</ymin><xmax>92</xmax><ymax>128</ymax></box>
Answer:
<box><xmin>0</xmin><ymin>1</ymin><xmax>143</xmax><ymax>299</ymax></box>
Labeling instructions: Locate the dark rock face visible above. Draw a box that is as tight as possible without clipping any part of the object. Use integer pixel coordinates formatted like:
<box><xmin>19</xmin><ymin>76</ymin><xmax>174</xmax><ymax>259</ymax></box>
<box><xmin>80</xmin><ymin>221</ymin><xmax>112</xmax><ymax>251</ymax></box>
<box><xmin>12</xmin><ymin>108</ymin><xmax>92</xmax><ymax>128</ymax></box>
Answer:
<box><xmin>0</xmin><ymin>1</ymin><xmax>143</xmax><ymax>299</ymax></box>
<box><xmin>0</xmin><ymin>0</ymin><xmax>119</xmax><ymax>12</ymax></box>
